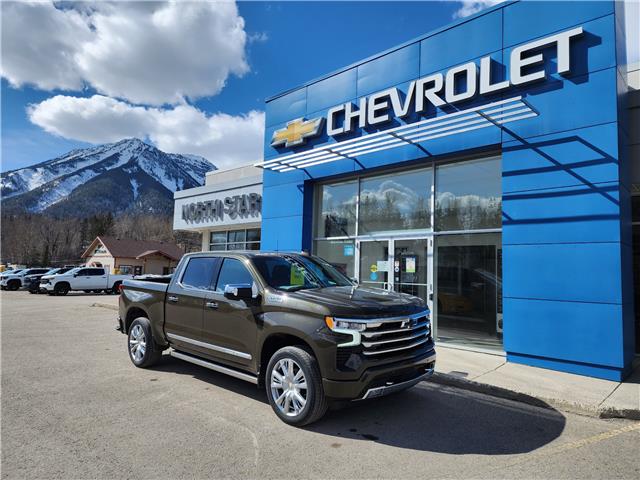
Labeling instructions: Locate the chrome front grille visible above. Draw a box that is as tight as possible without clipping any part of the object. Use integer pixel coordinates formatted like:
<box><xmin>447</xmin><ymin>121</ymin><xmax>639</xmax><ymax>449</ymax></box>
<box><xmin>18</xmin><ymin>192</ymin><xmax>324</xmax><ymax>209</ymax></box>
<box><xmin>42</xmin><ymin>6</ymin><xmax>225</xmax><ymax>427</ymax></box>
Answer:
<box><xmin>360</xmin><ymin>311</ymin><xmax>430</xmax><ymax>357</ymax></box>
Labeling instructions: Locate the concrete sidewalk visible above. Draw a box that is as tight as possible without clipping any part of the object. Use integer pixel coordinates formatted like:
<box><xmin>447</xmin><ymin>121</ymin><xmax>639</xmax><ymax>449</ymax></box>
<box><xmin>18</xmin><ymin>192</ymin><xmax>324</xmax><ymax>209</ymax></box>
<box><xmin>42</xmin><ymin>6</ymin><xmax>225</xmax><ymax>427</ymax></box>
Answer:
<box><xmin>433</xmin><ymin>345</ymin><xmax>640</xmax><ymax>420</ymax></box>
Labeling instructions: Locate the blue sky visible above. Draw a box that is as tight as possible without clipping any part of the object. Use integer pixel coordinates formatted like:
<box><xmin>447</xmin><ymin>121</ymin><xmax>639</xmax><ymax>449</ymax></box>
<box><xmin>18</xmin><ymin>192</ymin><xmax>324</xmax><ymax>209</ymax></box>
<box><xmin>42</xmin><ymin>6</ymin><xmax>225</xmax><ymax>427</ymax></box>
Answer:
<box><xmin>2</xmin><ymin>1</ymin><xmax>638</xmax><ymax>172</ymax></box>
<box><xmin>0</xmin><ymin>1</ymin><xmax>472</xmax><ymax>172</ymax></box>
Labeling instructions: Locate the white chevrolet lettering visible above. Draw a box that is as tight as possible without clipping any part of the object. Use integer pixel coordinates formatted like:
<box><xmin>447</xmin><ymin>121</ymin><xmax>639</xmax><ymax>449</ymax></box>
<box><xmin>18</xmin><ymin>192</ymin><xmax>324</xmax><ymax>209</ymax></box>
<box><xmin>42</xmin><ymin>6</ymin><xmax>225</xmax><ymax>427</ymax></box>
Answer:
<box><xmin>274</xmin><ymin>26</ymin><xmax>584</xmax><ymax>145</ymax></box>
<box><xmin>511</xmin><ymin>26</ymin><xmax>583</xmax><ymax>85</ymax></box>
<box><xmin>416</xmin><ymin>73</ymin><xmax>446</xmax><ymax>111</ymax></box>
<box><xmin>480</xmin><ymin>56</ymin><xmax>510</xmax><ymax>94</ymax></box>
<box><xmin>445</xmin><ymin>62</ymin><xmax>478</xmax><ymax>104</ymax></box>
<box><xmin>367</xmin><ymin>89</ymin><xmax>393</xmax><ymax>125</ymax></box>
<box><xmin>327</xmin><ymin>104</ymin><xmax>346</xmax><ymax>135</ymax></box>
<box><xmin>344</xmin><ymin>98</ymin><xmax>367</xmax><ymax>132</ymax></box>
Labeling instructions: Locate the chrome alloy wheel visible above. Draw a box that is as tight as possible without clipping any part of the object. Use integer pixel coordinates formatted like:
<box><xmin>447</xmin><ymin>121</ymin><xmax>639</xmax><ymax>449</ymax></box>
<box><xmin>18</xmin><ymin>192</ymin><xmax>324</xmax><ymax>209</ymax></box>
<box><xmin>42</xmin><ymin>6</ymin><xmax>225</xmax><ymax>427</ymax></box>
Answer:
<box><xmin>270</xmin><ymin>358</ymin><xmax>308</xmax><ymax>417</ymax></box>
<box><xmin>129</xmin><ymin>324</ymin><xmax>147</xmax><ymax>363</ymax></box>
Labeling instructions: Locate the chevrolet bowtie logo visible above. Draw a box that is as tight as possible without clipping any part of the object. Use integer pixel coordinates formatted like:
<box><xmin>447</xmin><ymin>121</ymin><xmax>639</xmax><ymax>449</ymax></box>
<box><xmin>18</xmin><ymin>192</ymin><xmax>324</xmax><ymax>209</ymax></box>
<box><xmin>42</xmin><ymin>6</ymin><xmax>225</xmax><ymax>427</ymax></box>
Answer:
<box><xmin>271</xmin><ymin>117</ymin><xmax>324</xmax><ymax>148</ymax></box>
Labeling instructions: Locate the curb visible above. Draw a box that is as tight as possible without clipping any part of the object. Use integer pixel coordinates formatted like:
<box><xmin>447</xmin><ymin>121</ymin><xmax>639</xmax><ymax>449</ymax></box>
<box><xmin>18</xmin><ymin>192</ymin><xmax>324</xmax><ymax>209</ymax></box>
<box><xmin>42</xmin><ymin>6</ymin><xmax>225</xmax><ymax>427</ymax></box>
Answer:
<box><xmin>430</xmin><ymin>372</ymin><xmax>640</xmax><ymax>421</ymax></box>
<box><xmin>91</xmin><ymin>302</ymin><xmax>118</xmax><ymax>311</ymax></box>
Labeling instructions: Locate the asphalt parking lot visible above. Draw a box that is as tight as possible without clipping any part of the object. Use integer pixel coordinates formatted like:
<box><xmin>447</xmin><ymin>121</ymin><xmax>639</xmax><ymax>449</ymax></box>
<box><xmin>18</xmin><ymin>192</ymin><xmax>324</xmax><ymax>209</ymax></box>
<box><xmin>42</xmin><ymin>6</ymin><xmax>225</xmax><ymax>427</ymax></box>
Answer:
<box><xmin>2</xmin><ymin>290</ymin><xmax>639</xmax><ymax>479</ymax></box>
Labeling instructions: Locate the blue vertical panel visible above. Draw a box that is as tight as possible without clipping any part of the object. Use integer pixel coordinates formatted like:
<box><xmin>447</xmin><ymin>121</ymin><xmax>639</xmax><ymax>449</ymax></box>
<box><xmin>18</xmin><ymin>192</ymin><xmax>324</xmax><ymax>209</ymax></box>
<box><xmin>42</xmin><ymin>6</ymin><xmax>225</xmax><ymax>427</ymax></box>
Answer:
<box><xmin>265</xmin><ymin>88</ymin><xmax>307</xmax><ymax>128</ymax></box>
<box><xmin>306</xmin><ymin>68</ymin><xmax>357</xmax><ymax>114</ymax></box>
<box><xmin>502</xmin><ymin>181</ymin><xmax>622</xmax><ymax>244</ymax></box>
<box><xmin>500</xmin><ymin>0</ymin><xmax>633</xmax><ymax>380</ymax></box>
<box><xmin>504</xmin><ymin>68</ymin><xmax>618</xmax><ymax>140</ymax></box>
<box><xmin>502</xmin><ymin>123</ymin><xmax>621</xmax><ymax>193</ymax></box>
<box><xmin>420</xmin><ymin>9</ymin><xmax>502</xmax><ymax>75</ymax></box>
<box><xmin>503</xmin><ymin>298</ymin><xmax>626</xmax><ymax>373</ymax></box>
<box><xmin>356</xmin><ymin>43</ymin><xmax>420</xmax><ymax>97</ymax></box>
<box><xmin>503</xmin><ymin>0</ymin><xmax>614</xmax><ymax>47</ymax></box>
<box><xmin>261</xmin><ymin>182</ymin><xmax>305</xmax><ymax>220</ymax></box>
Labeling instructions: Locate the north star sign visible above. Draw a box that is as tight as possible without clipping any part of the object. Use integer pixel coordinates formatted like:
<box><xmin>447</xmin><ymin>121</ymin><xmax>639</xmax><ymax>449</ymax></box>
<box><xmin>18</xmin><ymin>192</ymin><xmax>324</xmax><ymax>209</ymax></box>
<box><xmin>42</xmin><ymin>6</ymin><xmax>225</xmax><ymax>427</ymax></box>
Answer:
<box><xmin>271</xmin><ymin>26</ymin><xmax>583</xmax><ymax>148</ymax></box>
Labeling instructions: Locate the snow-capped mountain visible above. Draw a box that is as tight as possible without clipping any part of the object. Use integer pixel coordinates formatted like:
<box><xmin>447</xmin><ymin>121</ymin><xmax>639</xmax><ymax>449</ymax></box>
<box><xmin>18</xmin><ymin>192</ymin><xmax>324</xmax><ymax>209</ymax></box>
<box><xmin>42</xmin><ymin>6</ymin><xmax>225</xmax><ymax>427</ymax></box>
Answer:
<box><xmin>1</xmin><ymin>138</ymin><xmax>215</xmax><ymax>217</ymax></box>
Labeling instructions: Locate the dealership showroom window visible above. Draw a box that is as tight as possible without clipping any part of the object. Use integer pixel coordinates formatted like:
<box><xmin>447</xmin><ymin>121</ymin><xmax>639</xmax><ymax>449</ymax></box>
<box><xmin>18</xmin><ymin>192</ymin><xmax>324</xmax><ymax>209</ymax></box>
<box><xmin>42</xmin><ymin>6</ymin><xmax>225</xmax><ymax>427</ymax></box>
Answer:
<box><xmin>315</xmin><ymin>156</ymin><xmax>503</xmax><ymax>349</ymax></box>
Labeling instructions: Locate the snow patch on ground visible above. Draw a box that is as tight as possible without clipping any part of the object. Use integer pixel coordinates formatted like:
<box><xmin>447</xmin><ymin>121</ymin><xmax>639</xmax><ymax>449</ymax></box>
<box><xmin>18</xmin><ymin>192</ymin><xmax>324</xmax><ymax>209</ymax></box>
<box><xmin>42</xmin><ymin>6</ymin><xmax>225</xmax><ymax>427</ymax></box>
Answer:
<box><xmin>130</xmin><ymin>178</ymin><xmax>140</xmax><ymax>200</ymax></box>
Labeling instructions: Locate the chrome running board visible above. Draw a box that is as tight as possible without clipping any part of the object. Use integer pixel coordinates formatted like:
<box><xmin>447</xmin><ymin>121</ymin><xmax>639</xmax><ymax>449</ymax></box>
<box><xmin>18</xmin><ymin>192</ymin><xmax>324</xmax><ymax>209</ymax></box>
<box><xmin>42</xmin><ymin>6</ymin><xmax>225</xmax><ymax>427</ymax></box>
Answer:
<box><xmin>170</xmin><ymin>350</ymin><xmax>258</xmax><ymax>385</ymax></box>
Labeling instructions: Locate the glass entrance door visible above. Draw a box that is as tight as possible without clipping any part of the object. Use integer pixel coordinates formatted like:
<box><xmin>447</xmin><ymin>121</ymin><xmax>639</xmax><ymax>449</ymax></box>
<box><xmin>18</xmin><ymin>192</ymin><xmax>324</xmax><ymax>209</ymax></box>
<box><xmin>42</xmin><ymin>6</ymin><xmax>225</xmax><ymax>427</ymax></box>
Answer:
<box><xmin>393</xmin><ymin>239</ymin><xmax>431</xmax><ymax>307</ymax></box>
<box><xmin>357</xmin><ymin>238</ymin><xmax>433</xmax><ymax>312</ymax></box>
<box><xmin>357</xmin><ymin>239</ymin><xmax>390</xmax><ymax>290</ymax></box>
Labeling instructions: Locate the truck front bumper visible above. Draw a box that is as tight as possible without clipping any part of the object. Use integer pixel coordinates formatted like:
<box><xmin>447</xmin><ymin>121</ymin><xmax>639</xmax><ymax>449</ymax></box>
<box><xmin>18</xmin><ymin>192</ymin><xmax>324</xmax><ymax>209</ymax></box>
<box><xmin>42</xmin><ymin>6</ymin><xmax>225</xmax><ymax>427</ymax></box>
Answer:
<box><xmin>321</xmin><ymin>348</ymin><xmax>436</xmax><ymax>400</ymax></box>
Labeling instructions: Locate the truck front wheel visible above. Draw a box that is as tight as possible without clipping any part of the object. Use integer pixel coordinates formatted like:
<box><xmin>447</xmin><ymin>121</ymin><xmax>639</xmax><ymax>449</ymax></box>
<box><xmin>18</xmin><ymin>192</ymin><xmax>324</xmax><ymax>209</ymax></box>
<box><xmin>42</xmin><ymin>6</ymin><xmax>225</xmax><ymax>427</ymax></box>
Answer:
<box><xmin>266</xmin><ymin>346</ymin><xmax>328</xmax><ymax>426</ymax></box>
<box><xmin>54</xmin><ymin>283</ymin><xmax>69</xmax><ymax>296</ymax></box>
<box><xmin>128</xmin><ymin>317</ymin><xmax>162</xmax><ymax>368</ymax></box>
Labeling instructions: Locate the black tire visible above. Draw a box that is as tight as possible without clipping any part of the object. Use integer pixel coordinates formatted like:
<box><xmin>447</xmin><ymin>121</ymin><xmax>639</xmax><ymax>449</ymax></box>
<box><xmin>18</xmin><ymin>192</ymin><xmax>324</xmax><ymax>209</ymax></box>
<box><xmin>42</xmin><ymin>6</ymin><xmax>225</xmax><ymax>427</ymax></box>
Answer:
<box><xmin>29</xmin><ymin>290</ymin><xmax>37</xmax><ymax>294</ymax></box>
<box><xmin>265</xmin><ymin>346</ymin><xmax>328</xmax><ymax>426</ymax></box>
<box><xmin>54</xmin><ymin>283</ymin><xmax>70</xmax><ymax>296</ymax></box>
<box><xmin>7</xmin><ymin>280</ymin><xmax>20</xmax><ymax>291</ymax></box>
<box><xmin>127</xmin><ymin>317</ymin><xmax>162</xmax><ymax>368</ymax></box>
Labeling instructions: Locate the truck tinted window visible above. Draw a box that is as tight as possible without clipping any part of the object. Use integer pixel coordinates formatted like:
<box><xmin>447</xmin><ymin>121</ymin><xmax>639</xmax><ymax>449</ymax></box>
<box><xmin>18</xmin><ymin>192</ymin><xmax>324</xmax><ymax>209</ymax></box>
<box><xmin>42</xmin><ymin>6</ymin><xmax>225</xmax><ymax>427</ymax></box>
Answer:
<box><xmin>88</xmin><ymin>268</ymin><xmax>105</xmax><ymax>276</ymax></box>
<box><xmin>215</xmin><ymin>258</ymin><xmax>254</xmax><ymax>292</ymax></box>
<box><xmin>181</xmin><ymin>257</ymin><xmax>218</xmax><ymax>290</ymax></box>
<box><xmin>252</xmin><ymin>255</ymin><xmax>352</xmax><ymax>292</ymax></box>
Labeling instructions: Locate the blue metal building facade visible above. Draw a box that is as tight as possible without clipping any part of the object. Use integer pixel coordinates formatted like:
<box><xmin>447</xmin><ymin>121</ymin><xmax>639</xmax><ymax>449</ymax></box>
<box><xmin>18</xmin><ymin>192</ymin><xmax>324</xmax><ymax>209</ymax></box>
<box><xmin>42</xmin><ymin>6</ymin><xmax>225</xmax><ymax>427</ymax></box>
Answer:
<box><xmin>259</xmin><ymin>0</ymin><xmax>633</xmax><ymax>380</ymax></box>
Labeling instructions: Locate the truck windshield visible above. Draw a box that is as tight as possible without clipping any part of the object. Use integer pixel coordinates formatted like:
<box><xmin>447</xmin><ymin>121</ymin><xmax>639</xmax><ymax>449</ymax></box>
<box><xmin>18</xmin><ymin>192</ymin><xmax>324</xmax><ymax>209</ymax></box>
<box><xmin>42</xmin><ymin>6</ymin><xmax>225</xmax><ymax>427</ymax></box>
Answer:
<box><xmin>251</xmin><ymin>255</ymin><xmax>353</xmax><ymax>292</ymax></box>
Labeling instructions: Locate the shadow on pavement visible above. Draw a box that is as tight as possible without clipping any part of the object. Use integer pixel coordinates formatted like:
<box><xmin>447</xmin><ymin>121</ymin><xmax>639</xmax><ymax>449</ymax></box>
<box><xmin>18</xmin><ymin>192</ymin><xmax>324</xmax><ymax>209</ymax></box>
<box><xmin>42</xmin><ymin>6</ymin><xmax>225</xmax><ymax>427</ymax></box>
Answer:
<box><xmin>152</xmin><ymin>353</ymin><xmax>267</xmax><ymax>403</ymax></box>
<box><xmin>152</xmin><ymin>353</ymin><xmax>566</xmax><ymax>455</ymax></box>
<box><xmin>308</xmin><ymin>384</ymin><xmax>566</xmax><ymax>455</ymax></box>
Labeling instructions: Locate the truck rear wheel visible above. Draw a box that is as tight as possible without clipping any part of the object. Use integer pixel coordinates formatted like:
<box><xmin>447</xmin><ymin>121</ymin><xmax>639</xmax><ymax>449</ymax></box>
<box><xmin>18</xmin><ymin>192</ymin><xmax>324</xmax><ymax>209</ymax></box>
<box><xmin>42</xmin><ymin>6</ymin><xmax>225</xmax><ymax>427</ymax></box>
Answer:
<box><xmin>266</xmin><ymin>346</ymin><xmax>328</xmax><ymax>426</ymax></box>
<box><xmin>128</xmin><ymin>317</ymin><xmax>162</xmax><ymax>368</ymax></box>
<box><xmin>110</xmin><ymin>281</ymin><xmax>122</xmax><ymax>294</ymax></box>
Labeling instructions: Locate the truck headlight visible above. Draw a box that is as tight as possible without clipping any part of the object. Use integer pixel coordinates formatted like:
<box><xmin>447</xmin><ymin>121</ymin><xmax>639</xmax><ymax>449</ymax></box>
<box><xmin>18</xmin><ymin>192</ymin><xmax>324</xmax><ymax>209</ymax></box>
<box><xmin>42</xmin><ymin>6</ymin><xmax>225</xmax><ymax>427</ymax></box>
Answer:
<box><xmin>325</xmin><ymin>316</ymin><xmax>365</xmax><ymax>347</ymax></box>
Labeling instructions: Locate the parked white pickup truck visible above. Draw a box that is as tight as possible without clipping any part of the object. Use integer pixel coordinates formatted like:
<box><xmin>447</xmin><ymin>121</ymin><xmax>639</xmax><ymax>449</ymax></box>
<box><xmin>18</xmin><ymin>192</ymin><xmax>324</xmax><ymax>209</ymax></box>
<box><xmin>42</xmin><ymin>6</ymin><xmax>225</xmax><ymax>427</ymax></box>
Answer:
<box><xmin>1</xmin><ymin>268</ymin><xmax>50</xmax><ymax>291</ymax></box>
<box><xmin>41</xmin><ymin>267</ymin><xmax>132</xmax><ymax>296</ymax></box>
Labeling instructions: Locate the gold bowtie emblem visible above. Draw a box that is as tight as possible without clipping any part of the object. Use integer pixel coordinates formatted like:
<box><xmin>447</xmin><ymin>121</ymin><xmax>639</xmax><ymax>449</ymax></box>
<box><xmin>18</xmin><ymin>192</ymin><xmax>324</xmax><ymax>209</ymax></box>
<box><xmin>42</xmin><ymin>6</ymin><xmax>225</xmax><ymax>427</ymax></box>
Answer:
<box><xmin>271</xmin><ymin>117</ymin><xmax>324</xmax><ymax>148</ymax></box>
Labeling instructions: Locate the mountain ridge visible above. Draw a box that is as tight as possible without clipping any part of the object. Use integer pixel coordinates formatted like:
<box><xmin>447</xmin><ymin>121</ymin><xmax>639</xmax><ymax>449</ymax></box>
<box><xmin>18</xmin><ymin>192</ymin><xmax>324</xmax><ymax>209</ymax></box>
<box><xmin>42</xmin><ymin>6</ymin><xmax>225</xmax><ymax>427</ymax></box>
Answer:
<box><xmin>1</xmin><ymin>138</ymin><xmax>215</xmax><ymax>218</ymax></box>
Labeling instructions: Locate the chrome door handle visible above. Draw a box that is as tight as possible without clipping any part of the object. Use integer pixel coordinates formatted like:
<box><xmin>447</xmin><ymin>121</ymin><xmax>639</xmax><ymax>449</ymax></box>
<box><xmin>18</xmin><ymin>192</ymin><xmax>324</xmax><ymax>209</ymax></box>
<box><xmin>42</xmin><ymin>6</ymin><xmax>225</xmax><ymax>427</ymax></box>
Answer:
<box><xmin>168</xmin><ymin>295</ymin><xmax>178</xmax><ymax>303</ymax></box>
<box><xmin>205</xmin><ymin>301</ymin><xmax>218</xmax><ymax>309</ymax></box>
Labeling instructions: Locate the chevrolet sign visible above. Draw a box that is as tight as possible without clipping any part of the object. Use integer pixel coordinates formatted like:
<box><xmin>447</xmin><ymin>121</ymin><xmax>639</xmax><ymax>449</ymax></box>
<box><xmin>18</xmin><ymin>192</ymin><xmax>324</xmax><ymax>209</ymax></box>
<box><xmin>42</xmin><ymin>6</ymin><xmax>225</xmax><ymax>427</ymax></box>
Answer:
<box><xmin>271</xmin><ymin>117</ymin><xmax>324</xmax><ymax>148</ymax></box>
<box><xmin>272</xmin><ymin>26</ymin><xmax>582</xmax><ymax>148</ymax></box>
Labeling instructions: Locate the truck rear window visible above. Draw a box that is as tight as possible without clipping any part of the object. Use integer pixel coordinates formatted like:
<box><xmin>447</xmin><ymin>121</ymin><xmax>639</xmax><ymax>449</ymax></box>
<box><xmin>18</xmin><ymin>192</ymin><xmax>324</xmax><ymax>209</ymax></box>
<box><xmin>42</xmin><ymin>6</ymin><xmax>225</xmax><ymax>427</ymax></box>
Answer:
<box><xmin>181</xmin><ymin>257</ymin><xmax>219</xmax><ymax>290</ymax></box>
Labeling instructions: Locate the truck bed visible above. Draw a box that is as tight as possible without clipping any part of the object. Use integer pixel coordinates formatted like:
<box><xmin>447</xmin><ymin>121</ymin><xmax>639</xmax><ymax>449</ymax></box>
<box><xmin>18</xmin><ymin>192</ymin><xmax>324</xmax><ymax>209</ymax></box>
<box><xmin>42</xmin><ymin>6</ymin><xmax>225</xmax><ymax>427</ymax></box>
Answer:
<box><xmin>119</xmin><ymin>279</ymin><xmax>171</xmax><ymax>346</ymax></box>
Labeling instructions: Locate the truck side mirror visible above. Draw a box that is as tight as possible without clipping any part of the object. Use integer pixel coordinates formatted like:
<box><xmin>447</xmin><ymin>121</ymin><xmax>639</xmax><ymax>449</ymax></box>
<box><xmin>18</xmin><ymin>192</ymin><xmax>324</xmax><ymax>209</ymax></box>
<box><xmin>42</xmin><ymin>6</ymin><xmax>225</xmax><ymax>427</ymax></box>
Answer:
<box><xmin>224</xmin><ymin>283</ymin><xmax>253</xmax><ymax>301</ymax></box>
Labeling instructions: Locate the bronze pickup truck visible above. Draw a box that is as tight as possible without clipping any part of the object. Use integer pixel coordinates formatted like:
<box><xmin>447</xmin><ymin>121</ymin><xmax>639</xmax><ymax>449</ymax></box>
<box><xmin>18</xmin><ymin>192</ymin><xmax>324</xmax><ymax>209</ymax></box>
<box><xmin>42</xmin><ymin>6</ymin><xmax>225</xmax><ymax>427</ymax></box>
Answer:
<box><xmin>118</xmin><ymin>251</ymin><xmax>436</xmax><ymax>426</ymax></box>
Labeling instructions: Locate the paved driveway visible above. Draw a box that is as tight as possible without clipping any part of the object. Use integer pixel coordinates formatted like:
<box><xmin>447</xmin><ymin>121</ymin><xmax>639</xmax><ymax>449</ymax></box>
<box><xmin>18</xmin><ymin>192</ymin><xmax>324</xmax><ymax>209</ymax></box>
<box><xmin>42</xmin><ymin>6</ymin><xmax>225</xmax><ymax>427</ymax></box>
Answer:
<box><xmin>2</xmin><ymin>291</ymin><xmax>639</xmax><ymax>479</ymax></box>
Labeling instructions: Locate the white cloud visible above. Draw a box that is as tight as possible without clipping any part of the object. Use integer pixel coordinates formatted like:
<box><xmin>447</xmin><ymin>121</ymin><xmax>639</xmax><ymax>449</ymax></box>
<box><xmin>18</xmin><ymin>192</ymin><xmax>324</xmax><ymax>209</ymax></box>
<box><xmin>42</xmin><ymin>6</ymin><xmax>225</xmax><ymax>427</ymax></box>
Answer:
<box><xmin>0</xmin><ymin>2</ymin><xmax>91</xmax><ymax>91</ymax></box>
<box><xmin>1</xmin><ymin>0</ymin><xmax>249</xmax><ymax>105</ymax></box>
<box><xmin>452</xmin><ymin>1</ymin><xmax>505</xmax><ymax>19</ymax></box>
<box><xmin>28</xmin><ymin>95</ymin><xmax>265</xmax><ymax>169</ymax></box>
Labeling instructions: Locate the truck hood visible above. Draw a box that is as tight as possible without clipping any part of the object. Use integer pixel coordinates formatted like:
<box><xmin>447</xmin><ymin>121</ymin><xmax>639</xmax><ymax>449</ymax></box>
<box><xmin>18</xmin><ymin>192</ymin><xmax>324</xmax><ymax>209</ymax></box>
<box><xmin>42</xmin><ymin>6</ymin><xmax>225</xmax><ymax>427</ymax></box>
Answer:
<box><xmin>289</xmin><ymin>285</ymin><xmax>427</xmax><ymax>317</ymax></box>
